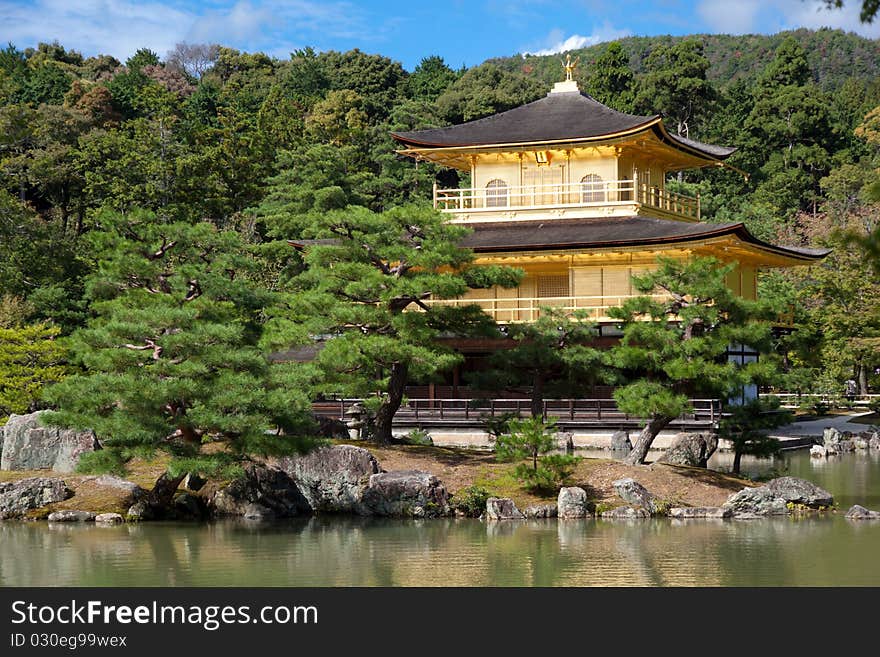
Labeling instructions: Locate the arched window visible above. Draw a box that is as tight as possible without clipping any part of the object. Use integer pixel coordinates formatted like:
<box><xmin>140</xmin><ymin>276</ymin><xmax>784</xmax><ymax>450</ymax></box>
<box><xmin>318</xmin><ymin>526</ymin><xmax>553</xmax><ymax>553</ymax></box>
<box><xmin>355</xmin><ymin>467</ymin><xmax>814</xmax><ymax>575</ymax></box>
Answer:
<box><xmin>581</xmin><ymin>174</ymin><xmax>605</xmax><ymax>203</ymax></box>
<box><xmin>486</xmin><ymin>179</ymin><xmax>508</xmax><ymax>207</ymax></box>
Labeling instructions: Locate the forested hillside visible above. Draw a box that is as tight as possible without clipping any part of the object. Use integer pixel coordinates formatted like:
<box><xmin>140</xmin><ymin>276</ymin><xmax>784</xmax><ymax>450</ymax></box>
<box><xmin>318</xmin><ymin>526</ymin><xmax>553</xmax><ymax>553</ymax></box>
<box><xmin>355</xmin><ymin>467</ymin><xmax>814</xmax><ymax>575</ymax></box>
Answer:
<box><xmin>1</xmin><ymin>28</ymin><xmax>879</xmax><ymax>423</ymax></box>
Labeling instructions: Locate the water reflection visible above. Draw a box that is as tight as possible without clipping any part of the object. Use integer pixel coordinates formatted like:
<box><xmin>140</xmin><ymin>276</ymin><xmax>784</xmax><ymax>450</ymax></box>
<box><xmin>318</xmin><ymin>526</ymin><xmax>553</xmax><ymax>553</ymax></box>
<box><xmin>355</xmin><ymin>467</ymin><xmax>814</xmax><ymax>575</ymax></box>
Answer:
<box><xmin>1</xmin><ymin>451</ymin><xmax>879</xmax><ymax>587</ymax></box>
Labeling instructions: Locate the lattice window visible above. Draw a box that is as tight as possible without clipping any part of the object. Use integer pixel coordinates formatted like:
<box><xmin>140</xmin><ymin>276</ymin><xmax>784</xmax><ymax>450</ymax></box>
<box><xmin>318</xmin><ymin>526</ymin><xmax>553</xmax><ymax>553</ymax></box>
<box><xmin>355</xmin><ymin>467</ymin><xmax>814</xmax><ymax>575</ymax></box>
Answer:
<box><xmin>485</xmin><ymin>179</ymin><xmax>508</xmax><ymax>207</ymax></box>
<box><xmin>602</xmin><ymin>269</ymin><xmax>631</xmax><ymax>298</ymax></box>
<box><xmin>537</xmin><ymin>274</ymin><xmax>570</xmax><ymax>299</ymax></box>
<box><xmin>581</xmin><ymin>174</ymin><xmax>605</xmax><ymax>203</ymax></box>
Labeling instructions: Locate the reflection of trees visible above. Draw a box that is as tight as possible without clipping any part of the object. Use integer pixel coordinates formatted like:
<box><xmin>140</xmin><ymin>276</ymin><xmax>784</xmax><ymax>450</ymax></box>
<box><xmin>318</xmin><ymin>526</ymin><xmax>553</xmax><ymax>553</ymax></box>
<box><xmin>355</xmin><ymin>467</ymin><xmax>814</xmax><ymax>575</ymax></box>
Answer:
<box><xmin>4</xmin><ymin>488</ymin><xmax>880</xmax><ymax>585</ymax></box>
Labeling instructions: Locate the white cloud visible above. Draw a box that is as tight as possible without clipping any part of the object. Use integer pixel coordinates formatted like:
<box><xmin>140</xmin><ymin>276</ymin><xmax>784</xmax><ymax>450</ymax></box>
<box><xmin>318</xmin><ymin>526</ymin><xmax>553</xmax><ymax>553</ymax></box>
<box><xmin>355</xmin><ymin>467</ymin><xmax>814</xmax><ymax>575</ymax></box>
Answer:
<box><xmin>782</xmin><ymin>0</ymin><xmax>880</xmax><ymax>38</ymax></box>
<box><xmin>0</xmin><ymin>0</ymin><xmax>194</xmax><ymax>60</ymax></box>
<box><xmin>523</xmin><ymin>23</ymin><xmax>632</xmax><ymax>56</ymax></box>
<box><xmin>694</xmin><ymin>0</ymin><xmax>880</xmax><ymax>38</ymax></box>
<box><xmin>0</xmin><ymin>0</ymin><xmax>366</xmax><ymax>62</ymax></box>
<box><xmin>696</xmin><ymin>0</ymin><xmax>763</xmax><ymax>34</ymax></box>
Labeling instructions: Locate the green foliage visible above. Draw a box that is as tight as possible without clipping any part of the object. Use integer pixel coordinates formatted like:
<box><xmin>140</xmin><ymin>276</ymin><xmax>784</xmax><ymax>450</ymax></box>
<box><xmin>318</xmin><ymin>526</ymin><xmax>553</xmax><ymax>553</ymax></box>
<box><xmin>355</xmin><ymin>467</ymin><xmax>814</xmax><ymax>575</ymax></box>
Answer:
<box><xmin>468</xmin><ymin>307</ymin><xmax>606</xmax><ymax>416</ymax></box>
<box><xmin>608</xmin><ymin>256</ymin><xmax>780</xmax><ymax>463</ymax></box>
<box><xmin>402</xmin><ymin>428</ymin><xmax>433</xmax><ymax>446</ymax></box>
<box><xmin>481</xmin><ymin>412</ymin><xmax>517</xmax><ymax>441</ymax></box>
<box><xmin>495</xmin><ymin>416</ymin><xmax>577</xmax><ymax>492</ymax></box>
<box><xmin>0</xmin><ymin>320</ymin><xmax>67</xmax><ymax>423</ymax></box>
<box><xmin>635</xmin><ymin>38</ymin><xmax>714</xmax><ymax>137</ymax></box>
<box><xmin>452</xmin><ymin>484</ymin><xmax>493</xmax><ymax>517</ymax></box>
<box><xmin>276</xmin><ymin>203</ymin><xmax>520</xmax><ymax>442</ymax></box>
<box><xmin>495</xmin><ymin>416</ymin><xmax>559</xmax><ymax>465</ymax></box>
<box><xmin>43</xmin><ymin>211</ymin><xmax>319</xmax><ymax>477</ymax></box>
<box><xmin>587</xmin><ymin>42</ymin><xmax>635</xmax><ymax>111</ymax></box>
<box><xmin>408</xmin><ymin>56</ymin><xmax>459</xmax><ymax>102</ymax></box>
<box><xmin>718</xmin><ymin>399</ymin><xmax>790</xmax><ymax>474</ymax></box>
<box><xmin>435</xmin><ymin>62</ymin><xmax>544</xmax><ymax>123</ymax></box>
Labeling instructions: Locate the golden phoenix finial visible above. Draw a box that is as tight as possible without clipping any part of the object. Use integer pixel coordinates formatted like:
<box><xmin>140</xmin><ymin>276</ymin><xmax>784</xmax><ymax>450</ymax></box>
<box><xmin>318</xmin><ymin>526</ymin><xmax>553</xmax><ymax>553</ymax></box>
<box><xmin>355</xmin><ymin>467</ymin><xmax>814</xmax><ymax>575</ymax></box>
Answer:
<box><xmin>561</xmin><ymin>53</ymin><xmax>579</xmax><ymax>81</ymax></box>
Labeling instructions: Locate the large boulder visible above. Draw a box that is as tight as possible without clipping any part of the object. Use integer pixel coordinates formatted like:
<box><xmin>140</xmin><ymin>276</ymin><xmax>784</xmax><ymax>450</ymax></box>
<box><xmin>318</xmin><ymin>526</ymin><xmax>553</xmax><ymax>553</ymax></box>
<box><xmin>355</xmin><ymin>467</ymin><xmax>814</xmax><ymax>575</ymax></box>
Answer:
<box><xmin>845</xmin><ymin>505</ymin><xmax>880</xmax><ymax>519</ymax></box>
<box><xmin>557</xmin><ymin>487</ymin><xmax>589</xmax><ymax>519</ymax></box>
<box><xmin>612</xmin><ymin>478</ymin><xmax>659</xmax><ymax>514</ymax></box>
<box><xmin>610</xmin><ymin>431</ymin><xmax>632</xmax><ymax>451</ymax></box>
<box><xmin>209</xmin><ymin>464</ymin><xmax>308</xmax><ymax>519</ymax></box>
<box><xmin>276</xmin><ymin>445</ymin><xmax>379</xmax><ymax>514</ymax></box>
<box><xmin>0</xmin><ymin>477</ymin><xmax>71</xmax><ymax>519</ymax></box>
<box><xmin>810</xmin><ymin>445</ymin><xmax>827</xmax><ymax>459</ymax></box>
<box><xmin>822</xmin><ymin>427</ymin><xmax>841</xmax><ymax>445</ymax></box>
<box><xmin>362</xmin><ymin>470</ymin><xmax>450</xmax><ymax>518</ymax></box>
<box><xmin>821</xmin><ymin>428</ymin><xmax>855</xmax><ymax>453</ymax></box>
<box><xmin>485</xmin><ymin>497</ymin><xmax>525</xmax><ymax>520</ymax></box>
<box><xmin>655</xmin><ymin>432</ymin><xmax>718</xmax><ymax>468</ymax></box>
<box><xmin>765</xmin><ymin>477</ymin><xmax>833</xmax><ymax>508</ymax></box>
<box><xmin>1</xmin><ymin>412</ymin><xmax>100</xmax><ymax>473</ymax></box>
<box><xmin>868</xmin><ymin>431</ymin><xmax>880</xmax><ymax>450</ymax></box>
<box><xmin>722</xmin><ymin>486</ymin><xmax>789</xmax><ymax>517</ymax></box>
<box><xmin>668</xmin><ymin>507</ymin><xmax>732</xmax><ymax>519</ymax></box>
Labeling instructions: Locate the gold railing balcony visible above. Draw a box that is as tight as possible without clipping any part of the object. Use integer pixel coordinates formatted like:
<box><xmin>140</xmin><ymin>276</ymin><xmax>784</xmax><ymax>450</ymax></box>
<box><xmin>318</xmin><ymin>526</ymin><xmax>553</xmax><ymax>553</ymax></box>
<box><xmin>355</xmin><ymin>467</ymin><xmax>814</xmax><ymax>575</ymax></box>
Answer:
<box><xmin>422</xmin><ymin>294</ymin><xmax>671</xmax><ymax>323</ymax></box>
<box><xmin>433</xmin><ymin>179</ymin><xmax>700</xmax><ymax>221</ymax></box>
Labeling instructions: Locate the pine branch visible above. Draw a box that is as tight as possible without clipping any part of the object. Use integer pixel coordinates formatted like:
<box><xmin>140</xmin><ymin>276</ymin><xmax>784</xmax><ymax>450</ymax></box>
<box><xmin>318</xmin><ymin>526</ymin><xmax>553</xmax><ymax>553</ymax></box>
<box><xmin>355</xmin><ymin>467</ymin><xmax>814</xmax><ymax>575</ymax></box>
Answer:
<box><xmin>147</xmin><ymin>238</ymin><xmax>177</xmax><ymax>261</ymax></box>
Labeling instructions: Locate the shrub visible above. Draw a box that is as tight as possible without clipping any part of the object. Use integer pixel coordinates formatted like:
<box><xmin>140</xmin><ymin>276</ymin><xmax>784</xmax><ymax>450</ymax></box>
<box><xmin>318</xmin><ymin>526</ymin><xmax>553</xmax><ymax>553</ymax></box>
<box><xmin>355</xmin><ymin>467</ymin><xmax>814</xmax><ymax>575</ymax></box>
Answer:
<box><xmin>402</xmin><ymin>428</ymin><xmax>432</xmax><ymax>446</ymax></box>
<box><xmin>496</xmin><ymin>416</ymin><xmax>579</xmax><ymax>493</ymax></box>
<box><xmin>452</xmin><ymin>484</ymin><xmax>493</xmax><ymax>517</ymax></box>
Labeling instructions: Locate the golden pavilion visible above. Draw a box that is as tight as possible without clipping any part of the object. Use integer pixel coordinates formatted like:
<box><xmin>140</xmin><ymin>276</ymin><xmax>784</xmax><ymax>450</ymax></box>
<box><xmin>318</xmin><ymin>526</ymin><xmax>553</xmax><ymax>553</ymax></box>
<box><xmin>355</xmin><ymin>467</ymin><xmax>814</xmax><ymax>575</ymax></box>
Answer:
<box><xmin>391</xmin><ymin>73</ymin><xmax>827</xmax><ymax>328</ymax></box>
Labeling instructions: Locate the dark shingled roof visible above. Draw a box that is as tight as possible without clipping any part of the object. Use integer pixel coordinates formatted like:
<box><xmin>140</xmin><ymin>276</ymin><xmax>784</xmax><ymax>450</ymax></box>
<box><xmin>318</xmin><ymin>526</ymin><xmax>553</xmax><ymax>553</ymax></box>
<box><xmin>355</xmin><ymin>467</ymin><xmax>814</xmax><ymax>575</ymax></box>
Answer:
<box><xmin>288</xmin><ymin>216</ymin><xmax>829</xmax><ymax>262</ymax></box>
<box><xmin>459</xmin><ymin>216</ymin><xmax>829</xmax><ymax>261</ymax></box>
<box><xmin>392</xmin><ymin>90</ymin><xmax>736</xmax><ymax>161</ymax></box>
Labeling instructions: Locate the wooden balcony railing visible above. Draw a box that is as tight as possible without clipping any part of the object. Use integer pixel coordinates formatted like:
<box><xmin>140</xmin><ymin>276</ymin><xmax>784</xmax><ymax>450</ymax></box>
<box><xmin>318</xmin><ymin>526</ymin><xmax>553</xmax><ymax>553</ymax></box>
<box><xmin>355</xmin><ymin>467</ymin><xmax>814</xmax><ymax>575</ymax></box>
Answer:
<box><xmin>433</xmin><ymin>179</ymin><xmax>700</xmax><ymax>220</ymax></box>
<box><xmin>421</xmin><ymin>294</ymin><xmax>670</xmax><ymax>323</ymax></box>
<box><xmin>314</xmin><ymin>397</ymin><xmax>723</xmax><ymax>426</ymax></box>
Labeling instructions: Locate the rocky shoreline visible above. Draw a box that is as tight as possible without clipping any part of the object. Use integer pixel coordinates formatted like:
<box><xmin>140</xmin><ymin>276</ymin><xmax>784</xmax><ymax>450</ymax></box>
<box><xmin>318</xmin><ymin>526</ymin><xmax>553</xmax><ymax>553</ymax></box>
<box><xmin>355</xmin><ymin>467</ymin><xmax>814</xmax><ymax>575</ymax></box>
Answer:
<box><xmin>3</xmin><ymin>411</ymin><xmax>880</xmax><ymax>524</ymax></box>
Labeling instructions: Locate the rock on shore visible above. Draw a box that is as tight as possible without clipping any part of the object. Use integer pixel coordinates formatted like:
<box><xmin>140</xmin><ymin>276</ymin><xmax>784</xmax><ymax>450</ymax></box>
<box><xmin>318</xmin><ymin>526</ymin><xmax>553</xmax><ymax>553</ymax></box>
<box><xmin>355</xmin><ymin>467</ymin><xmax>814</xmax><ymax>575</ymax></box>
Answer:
<box><xmin>48</xmin><ymin>510</ymin><xmax>96</xmax><ymax>522</ymax></box>
<box><xmin>485</xmin><ymin>497</ymin><xmax>525</xmax><ymax>520</ymax></box>
<box><xmin>723</xmin><ymin>486</ymin><xmax>789</xmax><ymax>517</ymax></box>
<box><xmin>1</xmin><ymin>412</ymin><xmax>99</xmax><ymax>473</ymax></box>
<box><xmin>765</xmin><ymin>477</ymin><xmax>833</xmax><ymax>508</ymax></box>
<box><xmin>557</xmin><ymin>487</ymin><xmax>589</xmax><ymax>519</ymax></box>
<box><xmin>0</xmin><ymin>477</ymin><xmax>71</xmax><ymax>519</ymax></box>
<box><xmin>613</xmin><ymin>478</ymin><xmax>659</xmax><ymax>514</ymax></box>
<box><xmin>845</xmin><ymin>505</ymin><xmax>880</xmax><ymax>519</ymax></box>
<box><xmin>209</xmin><ymin>464</ymin><xmax>309</xmax><ymax>519</ymax></box>
<box><xmin>668</xmin><ymin>507</ymin><xmax>731</xmax><ymax>519</ymax></box>
<box><xmin>276</xmin><ymin>445</ymin><xmax>379</xmax><ymax>514</ymax></box>
<box><xmin>655</xmin><ymin>432</ymin><xmax>718</xmax><ymax>468</ymax></box>
<box><xmin>362</xmin><ymin>470</ymin><xmax>450</xmax><ymax>518</ymax></box>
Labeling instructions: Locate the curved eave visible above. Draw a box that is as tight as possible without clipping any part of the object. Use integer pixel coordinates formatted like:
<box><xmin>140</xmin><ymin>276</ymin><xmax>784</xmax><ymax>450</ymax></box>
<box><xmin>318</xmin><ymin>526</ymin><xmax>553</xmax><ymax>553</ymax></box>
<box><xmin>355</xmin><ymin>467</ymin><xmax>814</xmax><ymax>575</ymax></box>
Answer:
<box><xmin>391</xmin><ymin>116</ymin><xmax>662</xmax><ymax>152</ymax></box>
<box><xmin>394</xmin><ymin>119</ymin><xmax>737</xmax><ymax>172</ymax></box>
<box><xmin>466</xmin><ymin>221</ymin><xmax>829</xmax><ymax>267</ymax></box>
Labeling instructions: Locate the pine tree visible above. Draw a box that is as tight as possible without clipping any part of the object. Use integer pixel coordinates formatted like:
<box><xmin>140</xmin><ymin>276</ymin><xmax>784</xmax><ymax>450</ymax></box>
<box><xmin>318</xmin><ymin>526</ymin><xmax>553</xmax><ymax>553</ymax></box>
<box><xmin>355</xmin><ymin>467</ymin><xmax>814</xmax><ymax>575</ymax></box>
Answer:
<box><xmin>43</xmin><ymin>210</ymin><xmax>317</xmax><ymax>484</ymax></box>
<box><xmin>607</xmin><ymin>256</ymin><xmax>779</xmax><ymax>465</ymax></box>
<box><xmin>718</xmin><ymin>399</ymin><xmax>790</xmax><ymax>475</ymax></box>
<box><xmin>467</xmin><ymin>307</ymin><xmax>607</xmax><ymax>418</ymax></box>
<box><xmin>635</xmin><ymin>39</ymin><xmax>714</xmax><ymax>138</ymax></box>
<box><xmin>279</xmin><ymin>203</ymin><xmax>522</xmax><ymax>443</ymax></box>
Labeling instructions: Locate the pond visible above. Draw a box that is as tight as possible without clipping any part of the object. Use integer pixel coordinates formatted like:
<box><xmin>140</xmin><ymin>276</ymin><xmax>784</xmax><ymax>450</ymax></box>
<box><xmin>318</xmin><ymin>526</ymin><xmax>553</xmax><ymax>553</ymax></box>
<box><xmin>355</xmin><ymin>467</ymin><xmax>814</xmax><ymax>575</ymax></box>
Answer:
<box><xmin>2</xmin><ymin>450</ymin><xmax>879</xmax><ymax>587</ymax></box>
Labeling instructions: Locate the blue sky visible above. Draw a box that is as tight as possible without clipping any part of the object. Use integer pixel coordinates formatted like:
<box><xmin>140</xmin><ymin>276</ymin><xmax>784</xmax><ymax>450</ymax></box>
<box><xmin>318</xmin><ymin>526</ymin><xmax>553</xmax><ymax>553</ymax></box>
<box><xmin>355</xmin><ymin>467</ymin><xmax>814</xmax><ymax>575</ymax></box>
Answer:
<box><xmin>1</xmin><ymin>1</ymin><xmax>877</xmax><ymax>70</ymax></box>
